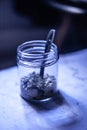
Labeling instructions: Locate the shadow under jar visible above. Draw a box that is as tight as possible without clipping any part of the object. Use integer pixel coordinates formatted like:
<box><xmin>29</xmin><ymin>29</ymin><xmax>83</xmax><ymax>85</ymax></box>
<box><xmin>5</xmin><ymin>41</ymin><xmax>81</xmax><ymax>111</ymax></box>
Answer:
<box><xmin>17</xmin><ymin>40</ymin><xmax>58</xmax><ymax>102</ymax></box>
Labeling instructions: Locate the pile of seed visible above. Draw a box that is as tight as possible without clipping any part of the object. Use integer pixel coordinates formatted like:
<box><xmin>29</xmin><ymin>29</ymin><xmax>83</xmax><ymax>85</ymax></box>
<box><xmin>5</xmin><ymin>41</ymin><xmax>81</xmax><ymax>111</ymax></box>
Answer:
<box><xmin>20</xmin><ymin>72</ymin><xmax>57</xmax><ymax>100</ymax></box>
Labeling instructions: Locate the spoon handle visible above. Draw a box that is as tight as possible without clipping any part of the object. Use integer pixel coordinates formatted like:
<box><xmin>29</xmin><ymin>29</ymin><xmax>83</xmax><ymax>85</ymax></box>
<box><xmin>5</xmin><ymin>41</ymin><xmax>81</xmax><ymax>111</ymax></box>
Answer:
<box><xmin>40</xmin><ymin>29</ymin><xmax>55</xmax><ymax>78</ymax></box>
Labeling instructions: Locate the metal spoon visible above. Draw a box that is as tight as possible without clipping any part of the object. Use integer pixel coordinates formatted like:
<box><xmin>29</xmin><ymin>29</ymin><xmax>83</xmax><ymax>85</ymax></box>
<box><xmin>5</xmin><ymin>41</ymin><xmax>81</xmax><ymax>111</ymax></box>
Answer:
<box><xmin>40</xmin><ymin>29</ymin><xmax>55</xmax><ymax>78</ymax></box>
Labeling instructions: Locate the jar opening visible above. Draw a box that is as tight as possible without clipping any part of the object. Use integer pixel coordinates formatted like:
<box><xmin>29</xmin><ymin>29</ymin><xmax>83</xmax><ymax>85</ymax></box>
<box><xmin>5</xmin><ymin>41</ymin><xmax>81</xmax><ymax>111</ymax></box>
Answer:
<box><xmin>17</xmin><ymin>40</ymin><xmax>58</xmax><ymax>67</ymax></box>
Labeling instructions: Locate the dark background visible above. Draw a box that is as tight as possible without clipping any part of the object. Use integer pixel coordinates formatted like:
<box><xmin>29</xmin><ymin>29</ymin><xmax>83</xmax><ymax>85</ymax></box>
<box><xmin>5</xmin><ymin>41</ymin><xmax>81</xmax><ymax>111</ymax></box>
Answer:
<box><xmin>0</xmin><ymin>0</ymin><xmax>87</xmax><ymax>69</ymax></box>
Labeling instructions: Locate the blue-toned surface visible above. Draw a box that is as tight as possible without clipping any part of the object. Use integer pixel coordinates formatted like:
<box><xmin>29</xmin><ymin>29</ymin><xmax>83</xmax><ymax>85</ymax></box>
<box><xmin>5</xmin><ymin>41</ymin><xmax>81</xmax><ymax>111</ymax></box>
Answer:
<box><xmin>0</xmin><ymin>49</ymin><xmax>87</xmax><ymax>130</ymax></box>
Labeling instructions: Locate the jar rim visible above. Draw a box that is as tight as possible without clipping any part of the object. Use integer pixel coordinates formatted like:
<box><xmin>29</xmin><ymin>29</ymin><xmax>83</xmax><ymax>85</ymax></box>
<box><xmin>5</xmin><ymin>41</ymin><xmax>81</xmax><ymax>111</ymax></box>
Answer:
<box><xmin>17</xmin><ymin>40</ymin><xmax>58</xmax><ymax>58</ymax></box>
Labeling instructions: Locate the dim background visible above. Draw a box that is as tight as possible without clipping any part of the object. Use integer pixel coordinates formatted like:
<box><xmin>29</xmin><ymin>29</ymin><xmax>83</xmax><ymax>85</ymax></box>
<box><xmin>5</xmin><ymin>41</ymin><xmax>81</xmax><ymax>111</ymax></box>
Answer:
<box><xmin>0</xmin><ymin>0</ymin><xmax>87</xmax><ymax>69</ymax></box>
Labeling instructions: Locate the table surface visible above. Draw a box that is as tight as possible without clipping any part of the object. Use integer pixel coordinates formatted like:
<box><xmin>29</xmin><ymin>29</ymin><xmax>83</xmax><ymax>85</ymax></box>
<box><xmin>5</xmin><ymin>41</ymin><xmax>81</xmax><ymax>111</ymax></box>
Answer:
<box><xmin>0</xmin><ymin>49</ymin><xmax>87</xmax><ymax>130</ymax></box>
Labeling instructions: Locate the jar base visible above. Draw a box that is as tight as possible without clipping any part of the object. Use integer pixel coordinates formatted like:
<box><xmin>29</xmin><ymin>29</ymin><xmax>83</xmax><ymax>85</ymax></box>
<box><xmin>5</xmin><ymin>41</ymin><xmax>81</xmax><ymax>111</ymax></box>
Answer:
<box><xmin>20</xmin><ymin>90</ymin><xmax>64</xmax><ymax>105</ymax></box>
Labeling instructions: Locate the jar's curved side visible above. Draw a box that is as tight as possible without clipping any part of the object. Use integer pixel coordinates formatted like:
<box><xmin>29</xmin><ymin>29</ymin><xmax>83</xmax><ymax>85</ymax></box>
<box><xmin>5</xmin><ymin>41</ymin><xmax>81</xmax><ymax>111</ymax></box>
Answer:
<box><xmin>17</xmin><ymin>40</ymin><xmax>59</xmax><ymax>101</ymax></box>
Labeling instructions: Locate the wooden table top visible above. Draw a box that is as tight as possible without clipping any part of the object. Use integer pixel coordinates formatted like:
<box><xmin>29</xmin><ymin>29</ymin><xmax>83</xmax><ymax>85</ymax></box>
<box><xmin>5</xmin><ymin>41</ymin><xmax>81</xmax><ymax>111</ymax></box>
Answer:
<box><xmin>0</xmin><ymin>49</ymin><xmax>87</xmax><ymax>130</ymax></box>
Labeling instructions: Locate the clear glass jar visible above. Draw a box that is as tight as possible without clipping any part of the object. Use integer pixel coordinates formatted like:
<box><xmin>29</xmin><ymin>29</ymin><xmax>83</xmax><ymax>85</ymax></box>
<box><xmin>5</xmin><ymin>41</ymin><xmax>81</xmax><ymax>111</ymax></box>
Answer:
<box><xmin>17</xmin><ymin>40</ymin><xmax>58</xmax><ymax>102</ymax></box>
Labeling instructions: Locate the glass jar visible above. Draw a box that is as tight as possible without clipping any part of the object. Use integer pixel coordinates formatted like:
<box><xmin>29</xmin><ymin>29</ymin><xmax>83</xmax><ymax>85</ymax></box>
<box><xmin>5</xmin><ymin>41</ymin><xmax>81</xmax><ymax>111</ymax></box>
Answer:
<box><xmin>17</xmin><ymin>40</ymin><xmax>58</xmax><ymax>102</ymax></box>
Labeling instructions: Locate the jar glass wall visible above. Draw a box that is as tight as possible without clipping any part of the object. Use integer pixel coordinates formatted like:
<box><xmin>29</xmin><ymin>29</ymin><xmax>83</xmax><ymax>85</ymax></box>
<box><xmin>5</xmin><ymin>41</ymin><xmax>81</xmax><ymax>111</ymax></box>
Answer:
<box><xmin>17</xmin><ymin>40</ymin><xmax>58</xmax><ymax>102</ymax></box>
